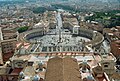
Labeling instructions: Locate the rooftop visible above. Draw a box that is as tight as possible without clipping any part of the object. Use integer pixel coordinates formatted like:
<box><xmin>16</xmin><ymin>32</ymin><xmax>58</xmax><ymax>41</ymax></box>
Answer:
<box><xmin>45</xmin><ymin>57</ymin><xmax>82</xmax><ymax>81</ymax></box>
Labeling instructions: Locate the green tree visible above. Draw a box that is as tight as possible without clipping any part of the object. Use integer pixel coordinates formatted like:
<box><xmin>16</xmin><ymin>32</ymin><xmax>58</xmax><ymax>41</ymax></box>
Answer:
<box><xmin>17</xmin><ymin>26</ymin><xmax>29</xmax><ymax>33</ymax></box>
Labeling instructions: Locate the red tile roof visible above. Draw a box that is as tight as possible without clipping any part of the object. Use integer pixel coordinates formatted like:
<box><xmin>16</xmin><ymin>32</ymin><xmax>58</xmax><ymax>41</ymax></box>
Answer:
<box><xmin>3</xmin><ymin>52</ymin><xmax>14</xmax><ymax>61</ymax></box>
<box><xmin>10</xmin><ymin>68</ymin><xmax>23</xmax><ymax>75</ymax></box>
<box><xmin>110</xmin><ymin>41</ymin><xmax>120</xmax><ymax>57</ymax></box>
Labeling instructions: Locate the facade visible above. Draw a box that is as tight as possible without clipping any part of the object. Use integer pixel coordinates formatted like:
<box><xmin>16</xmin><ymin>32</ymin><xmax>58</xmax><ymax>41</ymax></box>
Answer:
<box><xmin>1</xmin><ymin>40</ymin><xmax>17</xmax><ymax>54</ymax></box>
<box><xmin>0</xmin><ymin>28</ymin><xmax>18</xmax><ymax>62</ymax></box>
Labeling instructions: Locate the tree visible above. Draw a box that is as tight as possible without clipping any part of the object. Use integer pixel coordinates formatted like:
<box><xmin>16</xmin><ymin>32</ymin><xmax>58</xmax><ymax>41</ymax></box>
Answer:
<box><xmin>17</xmin><ymin>26</ymin><xmax>29</xmax><ymax>33</ymax></box>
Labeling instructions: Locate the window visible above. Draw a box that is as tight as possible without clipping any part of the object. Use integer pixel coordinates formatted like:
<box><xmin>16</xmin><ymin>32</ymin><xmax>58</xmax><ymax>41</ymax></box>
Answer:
<box><xmin>104</xmin><ymin>65</ymin><xmax>108</xmax><ymax>67</ymax></box>
<box><xmin>28</xmin><ymin>62</ymin><xmax>33</xmax><ymax>66</ymax></box>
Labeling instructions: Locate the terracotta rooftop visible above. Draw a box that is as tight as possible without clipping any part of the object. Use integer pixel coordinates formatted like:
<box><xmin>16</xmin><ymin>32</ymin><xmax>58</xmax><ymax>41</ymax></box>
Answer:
<box><xmin>10</xmin><ymin>68</ymin><xmax>23</xmax><ymax>75</ymax></box>
<box><xmin>110</xmin><ymin>40</ymin><xmax>120</xmax><ymax>57</ymax></box>
<box><xmin>45</xmin><ymin>57</ymin><xmax>82</xmax><ymax>81</ymax></box>
<box><xmin>112</xmin><ymin>72</ymin><xmax>120</xmax><ymax>80</ymax></box>
<box><xmin>3</xmin><ymin>52</ymin><xmax>14</xmax><ymax>62</ymax></box>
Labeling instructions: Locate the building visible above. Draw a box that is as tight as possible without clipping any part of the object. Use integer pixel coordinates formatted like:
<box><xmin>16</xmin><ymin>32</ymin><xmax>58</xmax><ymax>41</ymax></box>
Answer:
<box><xmin>0</xmin><ymin>28</ymin><xmax>18</xmax><ymax>62</ymax></box>
<box><xmin>103</xmin><ymin>26</ymin><xmax>120</xmax><ymax>58</ymax></box>
<box><xmin>103</xmin><ymin>27</ymin><xmax>120</xmax><ymax>42</ymax></box>
<box><xmin>110</xmin><ymin>40</ymin><xmax>120</xmax><ymax>58</ymax></box>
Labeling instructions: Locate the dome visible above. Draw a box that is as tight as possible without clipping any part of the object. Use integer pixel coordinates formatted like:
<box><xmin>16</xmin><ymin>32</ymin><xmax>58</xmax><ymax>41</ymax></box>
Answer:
<box><xmin>38</xmin><ymin>61</ymin><xmax>43</xmax><ymax>66</ymax></box>
<box><xmin>19</xmin><ymin>71</ymin><xmax>25</xmax><ymax>80</ymax></box>
<box><xmin>33</xmin><ymin>75</ymin><xmax>40</xmax><ymax>81</ymax></box>
<box><xmin>19</xmin><ymin>71</ymin><xmax>24</xmax><ymax>77</ymax></box>
<box><xmin>87</xmin><ymin>75</ymin><xmax>94</xmax><ymax>81</ymax></box>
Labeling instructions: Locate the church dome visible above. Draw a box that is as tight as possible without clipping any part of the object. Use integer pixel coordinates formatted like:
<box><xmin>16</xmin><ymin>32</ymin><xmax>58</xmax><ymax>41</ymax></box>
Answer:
<box><xmin>33</xmin><ymin>75</ymin><xmax>40</xmax><ymax>81</ymax></box>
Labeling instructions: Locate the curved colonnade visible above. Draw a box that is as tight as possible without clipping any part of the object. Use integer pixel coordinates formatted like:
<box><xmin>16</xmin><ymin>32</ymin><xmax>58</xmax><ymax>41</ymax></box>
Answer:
<box><xmin>23</xmin><ymin>27</ymin><xmax>104</xmax><ymax>49</ymax></box>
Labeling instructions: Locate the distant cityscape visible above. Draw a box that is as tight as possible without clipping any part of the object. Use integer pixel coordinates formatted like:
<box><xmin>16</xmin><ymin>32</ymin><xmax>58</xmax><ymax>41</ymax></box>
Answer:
<box><xmin>0</xmin><ymin>0</ymin><xmax>120</xmax><ymax>81</ymax></box>
<box><xmin>0</xmin><ymin>0</ymin><xmax>120</xmax><ymax>11</ymax></box>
